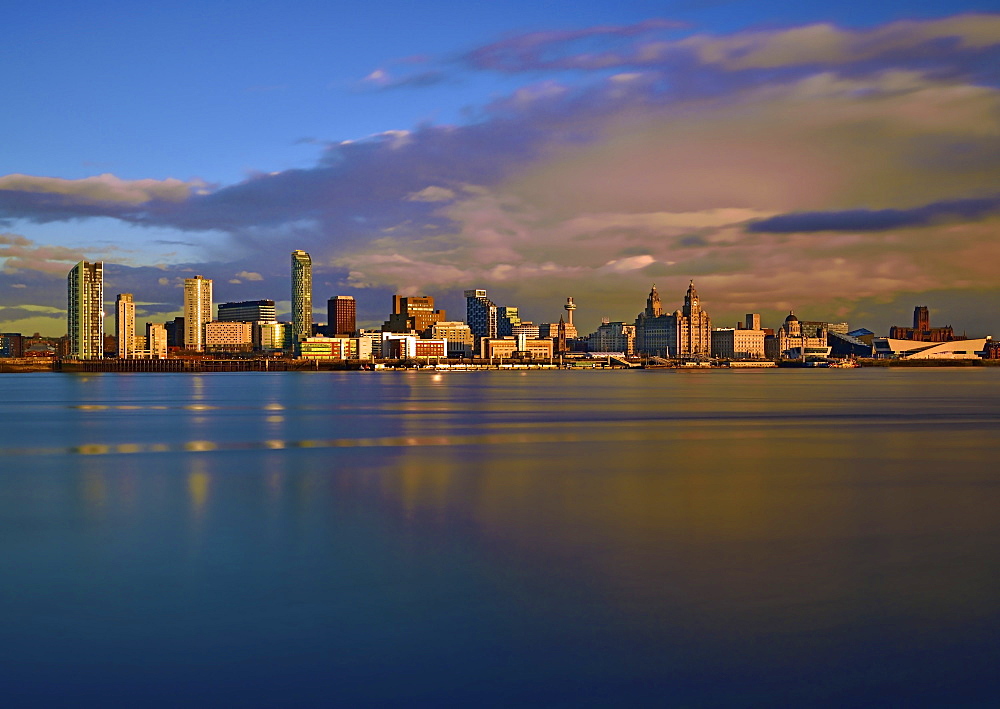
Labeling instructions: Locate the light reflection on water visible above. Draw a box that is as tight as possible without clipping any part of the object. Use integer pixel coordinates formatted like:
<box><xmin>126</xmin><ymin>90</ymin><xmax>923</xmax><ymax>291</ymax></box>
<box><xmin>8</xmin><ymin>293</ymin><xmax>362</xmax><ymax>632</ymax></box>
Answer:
<box><xmin>1</xmin><ymin>370</ymin><xmax>999</xmax><ymax>706</ymax></box>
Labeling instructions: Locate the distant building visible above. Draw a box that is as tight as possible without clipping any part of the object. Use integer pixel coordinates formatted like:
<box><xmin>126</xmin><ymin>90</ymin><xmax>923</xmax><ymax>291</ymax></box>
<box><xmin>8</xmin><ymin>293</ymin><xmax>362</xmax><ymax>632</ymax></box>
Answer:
<box><xmin>873</xmin><ymin>337</ymin><xmax>991</xmax><ymax>360</ymax></box>
<box><xmin>383</xmin><ymin>295</ymin><xmax>446</xmax><ymax>334</ymax></box>
<box><xmin>204</xmin><ymin>321</ymin><xmax>253</xmax><ymax>353</ymax></box>
<box><xmin>256</xmin><ymin>321</ymin><xmax>291</xmax><ymax>353</ymax></box>
<box><xmin>115</xmin><ymin>293</ymin><xmax>136</xmax><ymax>358</ymax></box>
<box><xmin>770</xmin><ymin>312</ymin><xmax>831</xmax><ymax>360</ymax></box>
<box><xmin>480</xmin><ymin>337</ymin><xmax>554</xmax><ymax>360</ymax></box>
<box><xmin>589</xmin><ymin>320</ymin><xmax>636</xmax><ymax>356</ymax></box>
<box><xmin>465</xmin><ymin>289</ymin><xmax>498</xmax><ymax>340</ymax></box>
<box><xmin>328</xmin><ymin>295</ymin><xmax>356</xmax><ymax>336</ymax></box>
<box><xmin>183</xmin><ymin>275</ymin><xmax>212</xmax><ymax>351</ymax></box>
<box><xmin>498</xmin><ymin>306</ymin><xmax>521</xmax><ymax>337</ymax></box>
<box><xmin>291</xmin><ymin>250</ymin><xmax>312</xmax><ymax>342</ymax></box>
<box><xmin>381</xmin><ymin>333</ymin><xmax>447</xmax><ymax>359</ymax></box>
<box><xmin>218</xmin><ymin>300</ymin><xmax>276</xmax><ymax>323</ymax></box>
<box><xmin>146</xmin><ymin>323</ymin><xmax>168</xmax><ymax>359</ymax></box>
<box><xmin>431</xmin><ymin>321</ymin><xmax>474</xmax><ymax>358</ymax></box>
<box><xmin>0</xmin><ymin>333</ymin><xmax>24</xmax><ymax>358</ymax></box>
<box><xmin>511</xmin><ymin>322</ymin><xmax>541</xmax><ymax>340</ymax></box>
<box><xmin>634</xmin><ymin>284</ymin><xmax>674</xmax><ymax>357</ymax></box>
<box><xmin>298</xmin><ymin>336</ymin><xmax>357</xmax><ymax>360</ymax></box>
<box><xmin>712</xmin><ymin>314</ymin><xmax>765</xmax><ymax>360</ymax></box>
<box><xmin>67</xmin><ymin>260</ymin><xmax>104</xmax><ymax>360</ymax></box>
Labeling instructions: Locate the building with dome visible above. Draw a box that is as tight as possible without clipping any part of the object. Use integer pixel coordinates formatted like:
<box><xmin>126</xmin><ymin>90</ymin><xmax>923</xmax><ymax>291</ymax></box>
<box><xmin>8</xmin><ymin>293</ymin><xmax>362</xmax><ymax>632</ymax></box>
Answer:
<box><xmin>767</xmin><ymin>311</ymin><xmax>832</xmax><ymax>360</ymax></box>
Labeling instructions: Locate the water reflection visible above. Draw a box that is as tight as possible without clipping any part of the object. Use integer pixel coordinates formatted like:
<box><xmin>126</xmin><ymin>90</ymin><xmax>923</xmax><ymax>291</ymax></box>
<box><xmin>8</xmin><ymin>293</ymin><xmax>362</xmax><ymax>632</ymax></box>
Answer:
<box><xmin>2</xmin><ymin>370</ymin><xmax>1000</xmax><ymax>705</ymax></box>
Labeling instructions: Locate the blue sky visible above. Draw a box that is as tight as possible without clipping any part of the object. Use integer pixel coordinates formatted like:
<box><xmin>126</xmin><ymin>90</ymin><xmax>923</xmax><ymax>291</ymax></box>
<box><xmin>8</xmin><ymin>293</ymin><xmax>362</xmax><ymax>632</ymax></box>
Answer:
<box><xmin>2</xmin><ymin>0</ymin><xmax>999</xmax><ymax>336</ymax></box>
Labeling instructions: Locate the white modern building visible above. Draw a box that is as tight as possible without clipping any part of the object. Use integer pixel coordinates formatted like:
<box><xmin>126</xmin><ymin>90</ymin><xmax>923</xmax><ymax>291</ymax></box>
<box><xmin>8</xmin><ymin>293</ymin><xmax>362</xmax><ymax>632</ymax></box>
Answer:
<box><xmin>183</xmin><ymin>275</ymin><xmax>212</xmax><ymax>351</ymax></box>
<box><xmin>873</xmin><ymin>337</ymin><xmax>991</xmax><ymax>359</ymax></box>
<box><xmin>67</xmin><ymin>260</ymin><xmax>104</xmax><ymax>359</ymax></box>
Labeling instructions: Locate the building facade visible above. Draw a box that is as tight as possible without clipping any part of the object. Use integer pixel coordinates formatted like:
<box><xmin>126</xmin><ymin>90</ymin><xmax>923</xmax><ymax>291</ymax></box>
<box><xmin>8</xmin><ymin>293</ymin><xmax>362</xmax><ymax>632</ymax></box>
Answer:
<box><xmin>465</xmin><ymin>289</ymin><xmax>498</xmax><ymax>341</ymax></box>
<box><xmin>590</xmin><ymin>320</ymin><xmax>636</xmax><ymax>355</ymax></box>
<box><xmin>204</xmin><ymin>321</ymin><xmax>254</xmax><ymax>353</ymax></box>
<box><xmin>328</xmin><ymin>295</ymin><xmax>356</xmax><ymax>336</ymax></box>
<box><xmin>115</xmin><ymin>293</ymin><xmax>136</xmax><ymax>358</ymax></box>
<box><xmin>68</xmin><ymin>260</ymin><xmax>104</xmax><ymax>359</ymax></box>
<box><xmin>430</xmin><ymin>321</ymin><xmax>475</xmax><ymax>357</ymax></box>
<box><xmin>183</xmin><ymin>275</ymin><xmax>212</xmax><ymax>351</ymax></box>
<box><xmin>291</xmin><ymin>250</ymin><xmax>312</xmax><ymax>343</ymax></box>
<box><xmin>146</xmin><ymin>323</ymin><xmax>168</xmax><ymax>359</ymax></box>
<box><xmin>480</xmin><ymin>337</ymin><xmax>555</xmax><ymax>360</ymax></box>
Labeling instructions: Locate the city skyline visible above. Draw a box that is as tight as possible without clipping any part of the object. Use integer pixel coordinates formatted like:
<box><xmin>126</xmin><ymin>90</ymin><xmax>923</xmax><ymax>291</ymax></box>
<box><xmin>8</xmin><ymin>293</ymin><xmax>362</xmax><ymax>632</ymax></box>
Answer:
<box><xmin>2</xmin><ymin>2</ymin><xmax>999</xmax><ymax>337</ymax></box>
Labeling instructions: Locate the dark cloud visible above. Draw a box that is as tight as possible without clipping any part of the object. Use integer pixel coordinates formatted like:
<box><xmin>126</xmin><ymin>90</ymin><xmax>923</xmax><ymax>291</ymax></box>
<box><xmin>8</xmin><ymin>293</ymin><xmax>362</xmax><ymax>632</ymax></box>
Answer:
<box><xmin>747</xmin><ymin>195</ymin><xmax>1000</xmax><ymax>233</ymax></box>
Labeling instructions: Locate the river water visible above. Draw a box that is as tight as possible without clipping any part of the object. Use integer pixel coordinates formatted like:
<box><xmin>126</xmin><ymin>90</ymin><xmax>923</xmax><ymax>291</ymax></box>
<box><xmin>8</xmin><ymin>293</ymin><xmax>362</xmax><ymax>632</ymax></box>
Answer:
<box><xmin>2</xmin><ymin>369</ymin><xmax>999</xmax><ymax>706</ymax></box>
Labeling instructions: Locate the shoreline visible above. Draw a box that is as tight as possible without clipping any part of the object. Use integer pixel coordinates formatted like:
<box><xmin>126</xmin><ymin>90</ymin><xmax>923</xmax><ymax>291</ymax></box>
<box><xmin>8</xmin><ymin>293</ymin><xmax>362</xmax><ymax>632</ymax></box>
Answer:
<box><xmin>3</xmin><ymin>358</ymin><xmax>1000</xmax><ymax>373</ymax></box>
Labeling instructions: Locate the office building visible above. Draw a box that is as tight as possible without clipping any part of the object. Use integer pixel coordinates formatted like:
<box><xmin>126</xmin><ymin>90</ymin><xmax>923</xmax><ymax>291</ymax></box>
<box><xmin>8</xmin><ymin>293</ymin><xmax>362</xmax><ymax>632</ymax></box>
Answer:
<box><xmin>256</xmin><ymin>321</ymin><xmax>291</xmax><ymax>353</ymax></box>
<box><xmin>480</xmin><ymin>337</ymin><xmax>554</xmax><ymax>360</ymax></box>
<box><xmin>291</xmin><ymin>250</ymin><xmax>312</xmax><ymax>343</ymax></box>
<box><xmin>218</xmin><ymin>300</ymin><xmax>276</xmax><ymax>323</ymax></box>
<box><xmin>67</xmin><ymin>260</ymin><xmax>104</xmax><ymax>360</ymax></box>
<box><xmin>115</xmin><ymin>293</ymin><xmax>136</xmax><ymax>358</ymax></box>
<box><xmin>498</xmin><ymin>306</ymin><xmax>521</xmax><ymax>337</ymax></box>
<box><xmin>589</xmin><ymin>320</ymin><xmax>636</xmax><ymax>355</ymax></box>
<box><xmin>465</xmin><ymin>289</ymin><xmax>498</xmax><ymax>340</ymax></box>
<box><xmin>383</xmin><ymin>295</ymin><xmax>446</xmax><ymax>334</ymax></box>
<box><xmin>183</xmin><ymin>275</ymin><xmax>212</xmax><ymax>351</ymax></box>
<box><xmin>328</xmin><ymin>295</ymin><xmax>356</xmax><ymax>336</ymax></box>
<box><xmin>204</xmin><ymin>321</ymin><xmax>254</xmax><ymax>353</ymax></box>
<box><xmin>431</xmin><ymin>321</ymin><xmax>475</xmax><ymax>358</ymax></box>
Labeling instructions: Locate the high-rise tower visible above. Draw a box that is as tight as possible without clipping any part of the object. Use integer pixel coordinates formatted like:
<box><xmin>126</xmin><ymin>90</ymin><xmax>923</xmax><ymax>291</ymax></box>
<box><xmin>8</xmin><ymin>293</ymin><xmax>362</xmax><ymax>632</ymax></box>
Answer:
<box><xmin>183</xmin><ymin>275</ymin><xmax>213</xmax><ymax>351</ymax></box>
<box><xmin>291</xmin><ymin>250</ymin><xmax>312</xmax><ymax>342</ymax></box>
<box><xmin>329</xmin><ymin>295</ymin><xmax>356</xmax><ymax>336</ymax></box>
<box><xmin>115</xmin><ymin>293</ymin><xmax>135</xmax><ymax>358</ymax></box>
<box><xmin>67</xmin><ymin>260</ymin><xmax>104</xmax><ymax>359</ymax></box>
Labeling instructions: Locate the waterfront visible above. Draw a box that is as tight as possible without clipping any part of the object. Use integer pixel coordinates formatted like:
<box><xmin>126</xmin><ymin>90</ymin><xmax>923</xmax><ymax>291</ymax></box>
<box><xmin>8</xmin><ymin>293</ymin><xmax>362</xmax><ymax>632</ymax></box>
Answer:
<box><xmin>2</xmin><ymin>369</ymin><xmax>1000</xmax><ymax>706</ymax></box>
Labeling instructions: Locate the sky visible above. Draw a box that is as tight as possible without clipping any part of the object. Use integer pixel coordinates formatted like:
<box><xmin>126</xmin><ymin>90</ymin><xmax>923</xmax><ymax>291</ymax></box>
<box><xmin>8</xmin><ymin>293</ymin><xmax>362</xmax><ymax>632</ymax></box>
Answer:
<box><xmin>2</xmin><ymin>0</ymin><xmax>1000</xmax><ymax>337</ymax></box>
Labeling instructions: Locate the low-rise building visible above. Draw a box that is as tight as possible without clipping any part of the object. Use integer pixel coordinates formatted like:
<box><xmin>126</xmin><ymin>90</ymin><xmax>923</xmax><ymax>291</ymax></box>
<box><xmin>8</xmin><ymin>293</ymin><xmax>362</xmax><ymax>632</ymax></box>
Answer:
<box><xmin>712</xmin><ymin>328</ymin><xmax>766</xmax><ymax>360</ymax></box>
<box><xmin>204</xmin><ymin>321</ymin><xmax>253</xmax><ymax>353</ymax></box>
<box><xmin>381</xmin><ymin>334</ymin><xmax>447</xmax><ymax>359</ymax></box>
<box><xmin>873</xmin><ymin>337</ymin><xmax>991</xmax><ymax>359</ymax></box>
<box><xmin>299</xmin><ymin>336</ymin><xmax>357</xmax><ymax>360</ymax></box>
<box><xmin>480</xmin><ymin>336</ymin><xmax>554</xmax><ymax>360</ymax></box>
<box><xmin>430</xmin><ymin>321</ymin><xmax>474</xmax><ymax>358</ymax></box>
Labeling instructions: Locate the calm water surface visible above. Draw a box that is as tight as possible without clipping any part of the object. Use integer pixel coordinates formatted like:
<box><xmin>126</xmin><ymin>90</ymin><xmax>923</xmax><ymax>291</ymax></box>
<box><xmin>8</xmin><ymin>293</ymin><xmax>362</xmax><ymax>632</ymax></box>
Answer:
<box><xmin>2</xmin><ymin>369</ymin><xmax>999</xmax><ymax>706</ymax></box>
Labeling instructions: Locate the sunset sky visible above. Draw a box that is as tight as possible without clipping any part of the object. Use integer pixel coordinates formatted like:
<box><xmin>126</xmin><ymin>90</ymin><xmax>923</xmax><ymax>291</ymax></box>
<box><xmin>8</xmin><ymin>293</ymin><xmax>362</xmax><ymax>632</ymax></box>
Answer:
<box><xmin>2</xmin><ymin>0</ymin><xmax>999</xmax><ymax>337</ymax></box>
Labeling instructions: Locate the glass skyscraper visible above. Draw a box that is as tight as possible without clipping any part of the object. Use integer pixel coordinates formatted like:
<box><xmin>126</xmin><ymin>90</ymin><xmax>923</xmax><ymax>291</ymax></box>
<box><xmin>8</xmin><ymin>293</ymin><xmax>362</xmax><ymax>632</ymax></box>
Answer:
<box><xmin>291</xmin><ymin>250</ymin><xmax>312</xmax><ymax>342</ymax></box>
